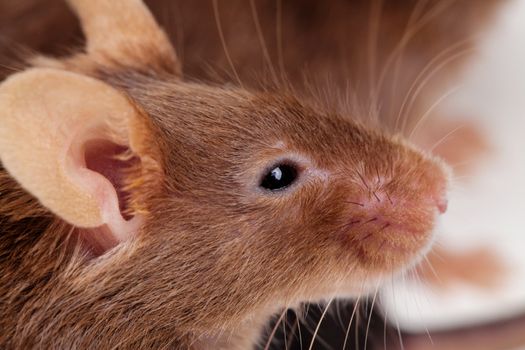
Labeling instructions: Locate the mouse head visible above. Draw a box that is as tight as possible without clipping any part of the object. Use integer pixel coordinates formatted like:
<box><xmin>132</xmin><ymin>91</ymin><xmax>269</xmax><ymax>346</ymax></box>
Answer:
<box><xmin>0</xmin><ymin>0</ymin><xmax>449</xmax><ymax>342</ymax></box>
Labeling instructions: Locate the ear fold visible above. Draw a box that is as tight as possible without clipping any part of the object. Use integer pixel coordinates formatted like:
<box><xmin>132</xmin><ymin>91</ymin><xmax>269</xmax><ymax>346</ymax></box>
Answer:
<box><xmin>0</xmin><ymin>68</ymin><xmax>153</xmax><ymax>243</ymax></box>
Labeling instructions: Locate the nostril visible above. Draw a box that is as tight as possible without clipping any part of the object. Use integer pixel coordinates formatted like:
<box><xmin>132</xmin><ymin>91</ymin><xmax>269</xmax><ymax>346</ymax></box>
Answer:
<box><xmin>436</xmin><ymin>196</ymin><xmax>448</xmax><ymax>214</ymax></box>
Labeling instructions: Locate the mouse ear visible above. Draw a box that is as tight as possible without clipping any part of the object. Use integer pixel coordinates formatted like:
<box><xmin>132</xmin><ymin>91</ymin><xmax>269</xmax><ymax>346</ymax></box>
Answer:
<box><xmin>67</xmin><ymin>0</ymin><xmax>180</xmax><ymax>74</ymax></box>
<box><xmin>0</xmin><ymin>68</ymin><xmax>159</xmax><ymax>245</ymax></box>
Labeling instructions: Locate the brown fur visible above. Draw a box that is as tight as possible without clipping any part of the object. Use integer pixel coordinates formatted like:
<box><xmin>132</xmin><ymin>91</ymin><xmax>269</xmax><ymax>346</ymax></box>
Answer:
<box><xmin>0</xmin><ymin>0</ymin><xmax>506</xmax><ymax>349</ymax></box>
<box><xmin>0</xmin><ymin>70</ymin><xmax>448</xmax><ymax>348</ymax></box>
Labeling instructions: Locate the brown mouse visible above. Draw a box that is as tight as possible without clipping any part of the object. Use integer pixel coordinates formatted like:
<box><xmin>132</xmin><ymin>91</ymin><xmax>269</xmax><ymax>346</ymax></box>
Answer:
<box><xmin>0</xmin><ymin>1</ymin><xmax>451</xmax><ymax>349</ymax></box>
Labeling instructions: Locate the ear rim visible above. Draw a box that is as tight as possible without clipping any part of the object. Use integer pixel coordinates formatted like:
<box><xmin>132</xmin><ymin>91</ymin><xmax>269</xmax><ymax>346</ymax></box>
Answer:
<box><xmin>0</xmin><ymin>67</ymin><xmax>145</xmax><ymax>240</ymax></box>
<box><xmin>66</xmin><ymin>0</ymin><xmax>181</xmax><ymax>75</ymax></box>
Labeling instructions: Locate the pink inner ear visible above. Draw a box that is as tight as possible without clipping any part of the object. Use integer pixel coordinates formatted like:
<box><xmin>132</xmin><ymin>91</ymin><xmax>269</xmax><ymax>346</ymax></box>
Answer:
<box><xmin>0</xmin><ymin>68</ymin><xmax>145</xmax><ymax>235</ymax></box>
<box><xmin>69</xmin><ymin>138</ymin><xmax>143</xmax><ymax>255</ymax></box>
<box><xmin>84</xmin><ymin>140</ymin><xmax>137</xmax><ymax>221</ymax></box>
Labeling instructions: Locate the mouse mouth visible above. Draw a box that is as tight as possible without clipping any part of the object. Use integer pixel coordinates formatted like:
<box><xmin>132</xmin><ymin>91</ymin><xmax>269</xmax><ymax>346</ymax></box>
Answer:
<box><xmin>339</xmin><ymin>189</ymin><xmax>446</xmax><ymax>274</ymax></box>
<box><xmin>350</xmin><ymin>215</ymin><xmax>437</xmax><ymax>272</ymax></box>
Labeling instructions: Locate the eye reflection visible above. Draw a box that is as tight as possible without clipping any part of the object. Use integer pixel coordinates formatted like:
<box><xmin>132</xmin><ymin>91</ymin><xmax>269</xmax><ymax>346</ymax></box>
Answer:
<box><xmin>260</xmin><ymin>163</ymin><xmax>298</xmax><ymax>191</ymax></box>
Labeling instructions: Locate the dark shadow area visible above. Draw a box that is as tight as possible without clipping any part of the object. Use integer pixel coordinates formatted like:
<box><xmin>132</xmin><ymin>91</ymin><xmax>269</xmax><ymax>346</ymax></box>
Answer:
<box><xmin>262</xmin><ymin>300</ymin><xmax>403</xmax><ymax>350</ymax></box>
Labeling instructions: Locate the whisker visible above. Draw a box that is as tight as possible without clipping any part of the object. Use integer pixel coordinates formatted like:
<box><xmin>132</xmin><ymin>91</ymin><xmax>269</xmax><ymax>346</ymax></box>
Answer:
<box><xmin>375</xmin><ymin>164</ymin><xmax>381</xmax><ymax>188</ymax></box>
<box><xmin>385</xmin><ymin>192</ymin><xmax>394</xmax><ymax>205</ymax></box>
<box><xmin>335</xmin><ymin>300</ymin><xmax>347</xmax><ymax>331</ymax></box>
<box><xmin>429</xmin><ymin>124</ymin><xmax>465</xmax><ymax>153</ymax></box>
<box><xmin>408</xmin><ymin>85</ymin><xmax>462</xmax><ymax>140</ymax></box>
<box><xmin>364</xmin><ymin>217</ymin><xmax>378</xmax><ymax>224</ymax></box>
<box><xmin>280</xmin><ymin>310</ymin><xmax>288</xmax><ymax>350</ymax></box>
<box><xmin>285</xmin><ymin>312</ymin><xmax>299</xmax><ymax>350</ymax></box>
<box><xmin>212</xmin><ymin>0</ymin><xmax>243</xmax><ymax>87</ymax></box>
<box><xmin>383</xmin><ymin>306</ymin><xmax>388</xmax><ymax>350</ymax></box>
<box><xmin>406</xmin><ymin>266</ymin><xmax>435</xmax><ymax>346</ymax></box>
<box><xmin>367</xmin><ymin>0</ymin><xmax>384</xmax><ymax>114</ymax></box>
<box><xmin>378</xmin><ymin>0</ymin><xmax>452</xmax><ymax>94</ymax></box>
<box><xmin>394</xmin><ymin>38</ymin><xmax>471</xmax><ymax>131</ymax></box>
<box><xmin>417</xmin><ymin>274</ymin><xmax>435</xmax><ymax>346</ymax></box>
<box><xmin>449</xmin><ymin>158</ymin><xmax>488</xmax><ymax>171</ymax></box>
<box><xmin>297</xmin><ymin>312</ymin><xmax>303</xmax><ymax>350</ymax></box>
<box><xmin>357</xmin><ymin>171</ymin><xmax>371</xmax><ymax>192</ymax></box>
<box><xmin>365</xmin><ymin>286</ymin><xmax>380</xmax><ymax>350</ymax></box>
<box><xmin>401</xmin><ymin>46</ymin><xmax>474</xmax><ymax>134</ymax></box>
<box><xmin>380</xmin><ymin>223</ymin><xmax>390</xmax><ymax>232</ymax></box>
<box><xmin>342</xmin><ymin>296</ymin><xmax>361</xmax><ymax>350</ymax></box>
<box><xmin>249</xmin><ymin>0</ymin><xmax>279</xmax><ymax>84</ymax></box>
<box><xmin>383</xmin><ymin>0</ymin><xmax>430</xmax><ymax>113</ymax></box>
<box><xmin>263</xmin><ymin>308</ymin><xmax>287</xmax><ymax>350</ymax></box>
<box><xmin>422</xmin><ymin>254</ymin><xmax>441</xmax><ymax>283</ymax></box>
<box><xmin>356</xmin><ymin>300</ymin><xmax>363</xmax><ymax>350</ymax></box>
<box><xmin>391</xmin><ymin>278</ymin><xmax>406</xmax><ymax>350</ymax></box>
<box><xmin>307</xmin><ymin>298</ymin><xmax>334</xmax><ymax>350</ymax></box>
<box><xmin>360</xmin><ymin>232</ymin><xmax>375</xmax><ymax>242</ymax></box>
<box><xmin>275</xmin><ymin>0</ymin><xmax>286</xmax><ymax>83</ymax></box>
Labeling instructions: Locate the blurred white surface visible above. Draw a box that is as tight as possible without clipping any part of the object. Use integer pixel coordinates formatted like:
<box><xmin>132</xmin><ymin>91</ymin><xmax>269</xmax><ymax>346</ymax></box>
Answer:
<box><xmin>381</xmin><ymin>0</ymin><xmax>525</xmax><ymax>331</ymax></box>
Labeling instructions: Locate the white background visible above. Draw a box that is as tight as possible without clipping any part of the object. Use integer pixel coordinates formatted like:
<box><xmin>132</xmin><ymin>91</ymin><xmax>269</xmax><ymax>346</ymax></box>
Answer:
<box><xmin>381</xmin><ymin>0</ymin><xmax>525</xmax><ymax>335</ymax></box>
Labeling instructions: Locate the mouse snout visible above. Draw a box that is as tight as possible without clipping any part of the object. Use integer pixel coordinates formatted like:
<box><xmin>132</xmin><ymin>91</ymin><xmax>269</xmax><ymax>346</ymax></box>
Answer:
<box><xmin>426</xmin><ymin>166</ymin><xmax>450</xmax><ymax>215</ymax></box>
<box><xmin>344</xmin><ymin>163</ymin><xmax>449</xmax><ymax>223</ymax></box>
<box><xmin>434</xmin><ymin>192</ymin><xmax>448</xmax><ymax>214</ymax></box>
<box><xmin>337</xmin><ymin>157</ymin><xmax>449</xmax><ymax>269</ymax></box>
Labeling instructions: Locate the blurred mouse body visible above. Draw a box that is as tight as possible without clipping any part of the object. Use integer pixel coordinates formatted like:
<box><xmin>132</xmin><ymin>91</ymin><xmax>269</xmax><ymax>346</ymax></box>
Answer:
<box><xmin>0</xmin><ymin>0</ymin><xmax>506</xmax><ymax>349</ymax></box>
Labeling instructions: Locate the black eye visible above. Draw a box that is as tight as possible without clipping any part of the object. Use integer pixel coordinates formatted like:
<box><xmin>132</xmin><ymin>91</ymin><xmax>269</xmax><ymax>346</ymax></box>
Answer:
<box><xmin>260</xmin><ymin>163</ymin><xmax>298</xmax><ymax>191</ymax></box>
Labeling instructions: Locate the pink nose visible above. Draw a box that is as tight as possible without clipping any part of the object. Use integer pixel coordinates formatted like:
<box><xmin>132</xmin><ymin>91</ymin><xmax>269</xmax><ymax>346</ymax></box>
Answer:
<box><xmin>436</xmin><ymin>197</ymin><xmax>448</xmax><ymax>214</ymax></box>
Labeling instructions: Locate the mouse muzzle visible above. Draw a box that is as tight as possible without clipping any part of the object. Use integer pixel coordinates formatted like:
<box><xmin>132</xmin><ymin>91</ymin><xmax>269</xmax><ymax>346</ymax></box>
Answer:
<box><xmin>336</xmin><ymin>145</ymin><xmax>450</xmax><ymax>274</ymax></box>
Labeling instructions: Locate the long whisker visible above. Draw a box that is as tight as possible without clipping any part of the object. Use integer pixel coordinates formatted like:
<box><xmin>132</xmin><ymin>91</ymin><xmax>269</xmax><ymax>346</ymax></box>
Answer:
<box><xmin>429</xmin><ymin>124</ymin><xmax>465</xmax><ymax>153</ymax></box>
<box><xmin>356</xmin><ymin>299</ymin><xmax>363</xmax><ymax>350</ymax></box>
<box><xmin>383</xmin><ymin>306</ymin><xmax>389</xmax><ymax>350</ymax></box>
<box><xmin>401</xmin><ymin>47</ymin><xmax>474</xmax><ymax>131</ymax></box>
<box><xmin>335</xmin><ymin>300</ymin><xmax>346</xmax><ymax>331</ymax></box>
<box><xmin>378</xmin><ymin>0</ymin><xmax>454</xmax><ymax>94</ymax></box>
<box><xmin>401</xmin><ymin>46</ymin><xmax>474</xmax><ymax>134</ymax></box>
<box><xmin>449</xmin><ymin>158</ymin><xmax>488</xmax><ymax>171</ymax></box>
<box><xmin>263</xmin><ymin>308</ymin><xmax>287</xmax><ymax>350</ymax></box>
<box><xmin>394</xmin><ymin>38</ymin><xmax>472</xmax><ymax>132</ymax></box>
<box><xmin>308</xmin><ymin>298</ymin><xmax>334</xmax><ymax>350</ymax></box>
<box><xmin>342</xmin><ymin>296</ymin><xmax>361</xmax><ymax>350</ymax></box>
<box><xmin>250</xmin><ymin>0</ymin><xmax>279</xmax><ymax>84</ymax></box>
<box><xmin>285</xmin><ymin>314</ymin><xmax>299</xmax><ymax>350</ymax></box>
<box><xmin>410</xmin><ymin>266</ymin><xmax>435</xmax><ymax>346</ymax></box>
<box><xmin>365</xmin><ymin>286</ymin><xmax>380</xmax><ymax>350</ymax></box>
<box><xmin>296</xmin><ymin>309</ymin><xmax>304</xmax><ymax>350</ymax></box>
<box><xmin>422</xmin><ymin>254</ymin><xmax>441</xmax><ymax>283</ymax></box>
<box><xmin>384</xmin><ymin>0</ymin><xmax>430</xmax><ymax>112</ymax></box>
<box><xmin>212</xmin><ymin>0</ymin><xmax>243</xmax><ymax>87</ymax></box>
<box><xmin>357</xmin><ymin>170</ymin><xmax>371</xmax><ymax>192</ymax></box>
<box><xmin>391</xmin><ymin>277</ymin><xmax>406</xmax><ymax>350</ymax></box>
<box><xmin>283</xmin><ymin>312</ymin><xmax>289</xmax><ymax>350</ymax></box>
<box><xmin>408</xmin><ymin>85</ymin><xmax>462</xmax><ymax>140</ymax></box>
<box><xmin>367</xmin><ymin>0</ymin><xmax>384</xmax><ymax>118</ymax></box>
<box><xmin>276</xmin><ymin>0</ymin><xmax>286</xmax><ymax>83</ymax></box>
